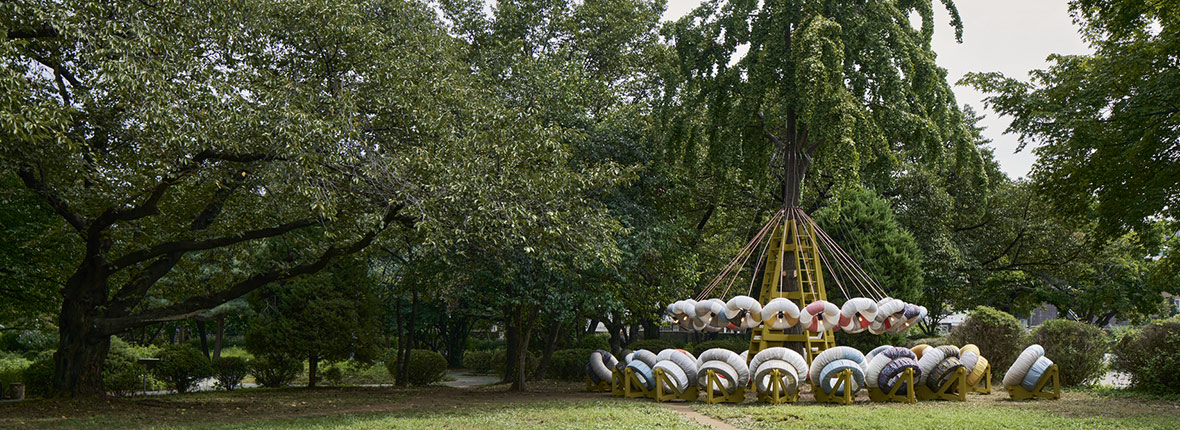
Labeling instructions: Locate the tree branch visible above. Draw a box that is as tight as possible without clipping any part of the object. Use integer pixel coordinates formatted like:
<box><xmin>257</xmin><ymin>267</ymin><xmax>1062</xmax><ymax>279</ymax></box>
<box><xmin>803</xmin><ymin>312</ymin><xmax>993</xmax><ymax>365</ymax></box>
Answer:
<box><xmin>7</xmin><ymin>25</ymin><xmax>58</xmax><ymax>40</ymax></box>
<box><xmin>110</xmin><ymin>218</ymin><xmax>317</xmax><ymax>270</ymax></box>
<box><xmin>15</xmin><ymin>166</ymin><xmax>87</xmax><ymax>234</ymax></box>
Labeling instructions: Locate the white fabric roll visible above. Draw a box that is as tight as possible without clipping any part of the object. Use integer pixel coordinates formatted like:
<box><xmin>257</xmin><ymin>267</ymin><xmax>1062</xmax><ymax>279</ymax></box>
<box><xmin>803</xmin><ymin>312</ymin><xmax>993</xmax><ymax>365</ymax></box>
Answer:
<box><xmin>915</xmin><ymin>346</ymin><xmax>947</xmax><ymax>385</ymax></box>
<box><xmin>724</xmin><ymin>295</ymin><xmax>763</xmax><ymax>329</ymax></box>
<box><xmin>754</xmin><ymin>360</ymin><xmax>799</xmax><ymax>395</ymax></box>
<box><xmin>801</xmin><ymin>300</ymin><xmax>840</xmax><ymax>333</ymax></box>
<box><xmin>864</xmin><ymin>353</ymin><xmax>892</xmax><ymax>388</ymax></box>
<box><xmin>697</xmin><ymin>348</ymin><xmax>749</xmax><ymax>386</ymax></box>
<box><xmin>1004</xmin><ymin>344</ymin><xmax>1045</xmax><ymax>386</ymax></box>
<box><xmin>761</xmin><ymin>298</ymin><xmax>801</xmax><ymax>330</ymax></box>
<box><xmin>658</xmin><ymin>349</ymin><xmax>698</xmax><ymax>379</ymax></box>
<box><xmin>808</xmin><ymin>346</ymin><xmax>865</xmax><ymax>383</ymax></box>
<box><xmin>654</xmin><ymin>361</ymin><xmax>689</xmax><ymax>392</ymax></box>
<box><xmin>697</xmin><ymin>361</ymin><xmax>739</xmax><ymax>393</ymax></box>
<box><xmin>632</xmin><ymin>349</ymin><xmax>659</xmax><ymax>368</ymax></box>
<box><xmin>960</xmin><ymin>351</ymin><xmax>980</xmax><ymax>374</ymax></box>
<box><xmin>693</xmin><ymin>299</ymin><xmax>727</xmax><ymax>330</ymax></box>
<box><xmin>839</xmin><ymin>297</ymin><xmax>879</xmax><ymax>333</ymax></box>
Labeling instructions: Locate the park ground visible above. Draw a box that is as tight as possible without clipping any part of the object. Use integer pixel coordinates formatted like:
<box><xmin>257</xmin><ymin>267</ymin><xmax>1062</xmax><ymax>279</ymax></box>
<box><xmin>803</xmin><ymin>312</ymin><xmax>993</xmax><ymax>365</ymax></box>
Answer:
<box><xmin>2</xmin><ymin>378</ymin><xmax>1179</xmax><ymax>430</ymax></box>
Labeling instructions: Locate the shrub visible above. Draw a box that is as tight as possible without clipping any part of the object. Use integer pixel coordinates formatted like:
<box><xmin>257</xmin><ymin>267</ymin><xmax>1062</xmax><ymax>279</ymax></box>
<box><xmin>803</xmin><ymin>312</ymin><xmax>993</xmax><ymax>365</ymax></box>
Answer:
<box><xmin>322</xmin><ymin>365</ymin><xmax>344</xmax><ymax>386</ymax></box>
<box><xmin>579</xmin><ymin>334</ymin><xmax>610</xmax><ymax>351</ymax></box>
<box><xmin>905</xmin><ymin>336</ymin><xmax>949</xmax><ymax>348</ymax></box>
<box><xmin>1113</xmin><ymin>318</ymin><xmax>1180</xmax><ymax>393</ymax></box>
<box><xmin>22</xmin><ymin>354</ymin><xmax>54</xmax><ymax>398</ymax></box>
<box><xmin>104</xmin><ymin>337</ymin><xmax>147</xmax><ymax>395</ymax></box>
<box><xmin>385</xmin><ymin>349</ymin><xmax>447</xmax><ymax>386</ymax></box>
<box><xmin>546</xmin><ymin>348</ymin><xmax>593</xmax><ymax>381</ymax></box>
<box><xmin>467</xmin><ymin>338</ymin><xmax>505</xmax><ymax>351</ymax></box>
<box><xmin>692</xmin><ymin>338</ymin><xmax>748</xmax><ymax>356</ymax></box>
<box><xmin>0</xmin><ymin>354</ymin><xmax>31</xmax><ymax>398</ymax></box>
<box><xmin>838</xmin><ymin>331</ymin><xmax>905</xmax><ymax>353</ymax></box>
<box><xmin>1032</xmin><ymin>319</ymin><xmax>1109</xmax><ymax>386</ymax></box>
<box><xmin>491</xmin><ymin>349</ymin><xmax>538</xmax><ymax>379</ymax></box>
<box><xmin>212</xmin><ymin>357</ymin><xmax>248</xmax><ymax>390</ymax></box>
<box><xmin>248</xmin><ymin>354</ymin><xmax>303</xmax><ymax>388</ymax></box>
<box><xmin>153</xmin><ymin>345</ymin><xmax>213</xmax><ymax>393</ymax></box>
<box><xmin>948</xmin><ymin>306</ymin><xmax>1026</xmax><ymax>379</ymax></box>
<box><xmin>625</xmin><ymin>339</ymin><xmax>674</xmax><ymax>353</ymax></box>
<box><xmin>462</xmin><ymin>350</ymin><xmax>495</xmax><ymax>374</ymax></box>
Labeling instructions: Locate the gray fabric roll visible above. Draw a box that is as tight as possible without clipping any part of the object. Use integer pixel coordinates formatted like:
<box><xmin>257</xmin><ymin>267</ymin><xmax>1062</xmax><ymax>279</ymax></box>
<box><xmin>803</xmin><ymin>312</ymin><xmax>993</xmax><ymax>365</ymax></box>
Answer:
<box><xmin>626</xmin><ymin>360</ymin><xmax>656</xmax><ymax>390</ymax></box>
<box><xmin>1004</xmin><ymin>344</ymin><xmax>1045</xmax><ymax>386</ymax></box>
<box><xmin>697</xmin><ymin>348</ymin><xmax>749</xmax><ymax>385</ymax></box>
<box><xmin>589</xmin><ymin>350</ymin><xmax>613</xmax><ymax>382</ymax></box>
<box><xmin>697</xmin><ymin>361</ymin><xmax>739</xmax><ymax>393</ymax></box>
<box><xmin>658</xmin><ymin>348</ymin><xmax>698</xmax><ymax>380</ymax></box>
<box><xmin>1021</xmin><ymin>356</ymin><xmax>1054</xmax><ymax>391</ymax></box>
<box><xmin>754</xmin><ymin>360</ymin><xmax>799</xmax><ymax>395</ymax></box>
<box><xmin>809</xmin><ymin>346</ymin><xmax>866</xmax><ymax>383</ymax></box>
<box><xmin>819</xmin><ymin>359</ymin><xmax>866</xmax><ymax>395</ymax></box>
<box><xmin>633</xmin><ymin>349</ymin><xmax>659</xmax><ymax>368</ymax></box>
<box><xmin>654</xmin><ymin>361</ymin><xmax>689</xmax><ymax>393</ymax></box>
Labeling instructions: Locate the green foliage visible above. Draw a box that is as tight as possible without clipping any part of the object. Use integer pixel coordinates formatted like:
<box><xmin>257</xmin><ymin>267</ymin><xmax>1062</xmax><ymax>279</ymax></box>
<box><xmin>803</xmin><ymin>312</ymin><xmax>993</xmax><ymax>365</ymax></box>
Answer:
<box><xmin>104</xmin><ymin>337</ymin><xmax>148</xmax><ymax>396</ymax></box>
<box><xmin>0</xmin><ymin>354</ymin><xmax>31</xmax><ymax>396</ymax></box>
<box><xmin>462</xmin><ymin>350</ymin><xmax>495</xmax><ymax>374</ymax></box>
<box><xmin>211</xmin><ymin>357</ymin><xmax>248</xmax><ymax>391</ymax></box>
<box><xmin>905</xmin><ymin>337</ymin><xmax>949</xmax><ymax>348</ymax></box>
<box><xmin>322</xmin><ymin>365</ymin><xmax>344</xmax><ymax>386</ymax></box>
<box><xmin>492</xmin><ymin>350</ymin><xmax>538</xmax><ymax>379</ymax></box>
<box><xmin>247</xmin><ymin>355</ymin><xmax>303</xmax><ymax>388</ymax></box>
<box><xmin>467</xmin><ymin>338</ymin><xmax>505</xmax><ymax>352</ymax></box>
<box><xmin>948</xmin><ymin>306</ymin><xmax>1026</xmax><ymax>378</ymax></box>
<box><xmin>837</xmin><ymin>331</ymin><xmax>906</xmax><ymax>354</ymax></box>
<box><xmin>691</xmin><ymin>339</ymin><xmax>748</xmax><ymax>356</ymax></box>
<box><xmin>624</xmin><ymin>339</ymin><xmax>674</xmax><ymax>353</ymax></box>
<box><xmin>1032</xmin><ymin>319</ymin><xmax>1109</xmax><ymax>386</ymax></box>
<box><xmin>1112</xmin><ymin>318</ymin><xmax>1180</xmax><ymax>393</ymax></box>
<box><xmin>815</xmin><ymin>186</ymin><xmax>924</xmax><ymax>303</ymax></box>
<box><xmin>153</xmin><ymin>345</ymin><xmax>213</xmax><ymax>394</ymax></box>
<box><xmin>385</xmin><ymin>349</ymin><xmax>447</xmax><ymax>386</ymax></box>
<box><xmin>22</xmin><ymin>354</ymin><xmax>54</xmax><ymax>398</ymax></box>
<box><xmin>579</xmin><ymin>334</ymin><xmax>610</xmax><ymax>351</ymax></box>
<box><xmin>545</xmin><ymin>349</ymin><xmax>593</xmax><ymax>381</ymax></box>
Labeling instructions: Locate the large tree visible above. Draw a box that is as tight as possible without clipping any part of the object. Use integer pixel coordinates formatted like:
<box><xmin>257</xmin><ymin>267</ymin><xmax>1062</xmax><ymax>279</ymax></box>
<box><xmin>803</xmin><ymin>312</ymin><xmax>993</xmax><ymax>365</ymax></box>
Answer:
<box><xmin>963</xmin><ymin>0</ymin><xmax>1180</xmax><ymax>235</ymax></box>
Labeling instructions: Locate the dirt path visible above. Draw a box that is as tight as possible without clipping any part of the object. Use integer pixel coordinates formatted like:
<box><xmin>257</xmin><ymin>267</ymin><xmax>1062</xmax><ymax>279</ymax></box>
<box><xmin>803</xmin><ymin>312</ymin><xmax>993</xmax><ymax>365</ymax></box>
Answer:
<box><xmin>663</xmin><ymin>403</ymin><xmax>741</xmax><ymax>430</ymax></box>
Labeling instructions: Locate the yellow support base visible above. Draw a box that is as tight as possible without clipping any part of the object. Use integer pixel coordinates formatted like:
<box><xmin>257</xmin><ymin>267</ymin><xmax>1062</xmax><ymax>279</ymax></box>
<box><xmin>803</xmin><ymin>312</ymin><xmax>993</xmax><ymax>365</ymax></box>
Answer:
<box><xmin>916</xmin><ymin>367</ymin><xmax>967</xmax><ymax>401</ymax></box>
<box><xmin>611</xmin><ymin>368</ymin><xmax>625</xmax><ymax>397</ymax></box>
<box><xmin>812</xmin><ymin>369</ymin><xmax>855</xmax><ymax>405</ymax></box>
<box><xmin>756</xmin><ymin>369</ymin><xmax>800</xmax><ymax>404</ymax></box>
<box><xmin>704</xmin><ymin>370</ymin><xmax>746</xmax><ymax>404</ymax></box>
<box><xmin>623</xmin><ymin>368</ymin><xmax>656</xmax><ymax>399</ymax></box>
<box><xmin>970</xmin><ymin>364</ymin><xmax>993</xmax><ymax>394</ymax></box>
<box><xmin>867</xmin><ymin>368</ymin><xmax>916</xmax><ymax>403</ymax></box>
<box><xmin>586</xmin><ymin>375</ymin><xmax>611</xmax><ymax>392</ymax></box>
<box><xmin>654</xmin><ymin>368</ymin><xmax>699</xmax><ymax>402</ymax></box>
<box><xmin>1007</xmin><ymin>364</ymin><xmax>1061</xmax><ymax>400</ymax></box>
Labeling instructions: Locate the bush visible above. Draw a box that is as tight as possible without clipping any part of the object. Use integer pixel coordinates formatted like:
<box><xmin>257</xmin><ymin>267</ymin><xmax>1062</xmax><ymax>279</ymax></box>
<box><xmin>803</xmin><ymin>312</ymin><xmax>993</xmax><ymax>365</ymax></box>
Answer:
<box><xmin>212</xmin><ymin>357</ymin><xmax>248</xmax><ymax>390</ymax></box>
<box><xmin>322</xmin><ymin>365</ymin><xmax>344</xmax><ymax>386</ymax></box>
<box><xmin>491</xmin><ymin>349</ymin><xmax>538</xmax><ymax>379</ymax></box>
<box><xmin>22</xmin><ymin>354</ymin><xmax>54</xmax><ymax>398</ymax></box>
<box><xmin>1032</xmin><ymin>319</ymin><xmax>1109</xmax><ymax>386</ymax></box>
<box><xmin>467</xmin><ymin>338</ymin><xmax>505</xmax><ymax>351</ymax></box>
<box><xmin>625</xmin><ymin>339</ymin><xmax>674</xmax><ymax>353</ymax></box>
<box><xmin>1113</xmin><ymin>318</ymin><xmax>1180</xmax><ymax>393</ymax></box>
<box><xmin>248</xmin><ymin>354</ymin><xmax>303</xmax><ymax>388</ymax></box>
<box><xmin>579</xmin><ymin>334</ymin><xmax>610</xmax><ymax>351</ymax></box>
<box><xmin>385</xmin><ymin>349</ymin><xmax>447</xmax><ymax>386</ymax></box>
<box><xmin>838</xmin><ymin>331</ymin><xmax>905</xmax><ymax>353</ymax></box>
<box><xmin>905</xmin><ymin>336</ymin><xmax>949</xmax><ymax>348</ymax></box>
<box><xmin>546</xmin><ymin>349</ymin><xmax>593</xmax><ymax>381</ymax></box>
<box><xmin>692</xmin><ymin>338</ymin><xmax>748</xmax><ymax>356</ymax></box>
<box><xmin>462</xmin><ymin>350</ymin><xmax>495</xmax><ymax>374</ymax></box>
<box><xmin>948</xmin><ymin>306</ymin><xmax>1026</xmax><ymax>379</ymax></box>
<box><xmin>0</xmin><ymin>354</ymin><xmax>31</xmax><ymax>397</ymax></box>
<box><xmin>104</xmin><ymin>337</ymin><xmax>147</xmax><ymax>395</ymax></box>
<box><xmin>153</xmin><ymin>345</ymin><xmax>213</xmax><ymax>393</ymax></box>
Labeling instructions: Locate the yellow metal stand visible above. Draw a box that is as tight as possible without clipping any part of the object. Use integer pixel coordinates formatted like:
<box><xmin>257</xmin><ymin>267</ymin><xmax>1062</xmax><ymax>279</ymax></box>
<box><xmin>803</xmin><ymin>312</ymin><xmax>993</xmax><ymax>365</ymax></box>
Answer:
<box><xmin>867</xmin><ymin>368</ymin><xmax>916</xmax><ymax>403</ymax></box>
<box><xmin>1007</xmin><ymin>364</ymin><xmax>1061</xmax><ymax>400</ymax></box>
<box><xmin>611</xmin><ymin>368</ymin><xmax>625</xmax><ymax>397</ymax></box>
<box><xmin>703</xmin><ymin>369</ymin><xmax>746</xmax><ymax>404</ymax></box>
<box><xmin>915</xmin><ymin>367</ymin><xmax>967</xmax><ymax>401</ymax></box>
<box><xmin>812</xmin><ymin>369</ymin><xmax>855</xmax><ymax>405</ymax></box>
<box><xmin>748</xmin><ymin>217</ymin><xmax>835</xmax><ymax>367</ymax></box>
<box><xmin>970</xmin><ymin>364</ymin><xmax>992</xmax><ymax>394</ymax></box>
<box><xmin>653</xmin><ymin>368</ymin><xmax>699</xmax><ymax>402</ymax></box>
<box><xmin>756</xmin><ymin>368</ymin><xmax>799</xmax><ymax>404</ymax></box>
<box><xmin>623</xmin><ymin>368</ymin><xmax>656</xmax><ymax>399</ymax></box>
<box><xmin>586</xmin><ymin>375</ymin><xmax>611</xmax><ymax>392</ymax></box>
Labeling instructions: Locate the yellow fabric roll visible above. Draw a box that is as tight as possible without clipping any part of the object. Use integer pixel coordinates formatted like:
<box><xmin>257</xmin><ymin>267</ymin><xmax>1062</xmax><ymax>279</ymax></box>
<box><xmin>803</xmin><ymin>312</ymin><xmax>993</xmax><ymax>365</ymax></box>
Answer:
<box><xmin>967</xmin><ymin>356</ymin><xmax>989</xmax><ymax>386</ymax></box>
<box><xmin>960</xmin><ymin>344</ymin><xmax>980</xmax><ymax>356</ymax></box>
<box><xmin>911</xmin><ymin>344</ymin><xmax>930</xmax><ymax>360</ymax></box>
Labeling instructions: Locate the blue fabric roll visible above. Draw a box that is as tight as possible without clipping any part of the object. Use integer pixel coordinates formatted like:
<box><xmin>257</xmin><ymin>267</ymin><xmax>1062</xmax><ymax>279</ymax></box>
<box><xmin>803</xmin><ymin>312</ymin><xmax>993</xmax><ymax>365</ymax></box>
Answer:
<box><xmin>1021</xmin><ymin>356</ymin><xmax>1054</xmax><ymax>391</ymax></box>
<box><xmin>626</xmin><ymin>360</ymin><xmax>656</xmax><ymax>390</ymax></box>
<box><xmin>820</xmin><ymin>359</ymin><xmax>866</xmax><ymax>396</ymax></box>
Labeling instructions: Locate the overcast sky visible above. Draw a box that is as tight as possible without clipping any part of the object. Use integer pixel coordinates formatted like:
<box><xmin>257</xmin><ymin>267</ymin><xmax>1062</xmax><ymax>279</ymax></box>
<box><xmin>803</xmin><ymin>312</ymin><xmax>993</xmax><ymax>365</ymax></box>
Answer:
<box><xmin>661</xmin><ymin>0</ymin><xmax>1092</xmax><ymax>180</ymax></box>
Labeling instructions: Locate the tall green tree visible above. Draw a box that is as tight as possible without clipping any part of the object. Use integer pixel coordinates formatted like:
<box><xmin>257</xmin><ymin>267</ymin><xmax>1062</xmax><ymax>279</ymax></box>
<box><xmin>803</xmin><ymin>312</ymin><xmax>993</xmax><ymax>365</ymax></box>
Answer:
<box><xmin>963</xmin><ymin>0</ymin><xmax>1180</xmax><ymax>235</ymax></box>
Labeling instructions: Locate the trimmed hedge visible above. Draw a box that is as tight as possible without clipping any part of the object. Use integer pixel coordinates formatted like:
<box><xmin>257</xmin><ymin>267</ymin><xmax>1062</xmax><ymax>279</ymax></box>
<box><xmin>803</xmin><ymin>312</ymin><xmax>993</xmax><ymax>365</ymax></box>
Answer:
<box><xmin>546</xmin><ymin>348</ymin><xmax>593</xmax><ymax>381</ymax></box>
<box><xmin>212</xmin><ymin>356</ymin><xmax>248</xmax><ymax>390</ymax></box>
<box><xmin>492</xmin><ymin>349</ymin><xmax>538</xmax><ymax>378</ymax></box>
<box><xmin>625</xmin><ymin>339</ymin><xmax>674</xmax><ymax>353</ymax></box>
<box><xmin>691</xmin><ymin>339</ymin><xmax>748</xmax><ymax>356</ymax></box>
<box><xmin>386</xmin><ymin>349</ymin><xmax>447</xmax><ymax>386</ymax></box>
<box><xmin>1032</xmin><ymin>319</ymin><xmax>1109</xmax><ymax>386</ymax></box>
<box><xmin>948</xmin><ymin>306</ymin><xmax>1025</xmax><ymax>379</ymax></box>
<box><xmin>104</xmin><ymin>337</ymin><xmax>146</xmax><ymax>395</ymax></box>
<box><xmin>1113</xmin><ymin>318</ymin><xmax>1180</xmax><ymax>393</ymax></box>
<box><xmin>579</xmin><ymin>334</ymin><xmax>610</xmax><ymax>351</ymax></box>
<box><xmin>22</xmin><ymin>354</ymin><xmax>54</xmax><ymax>398</ymax></box>
<box><xmin>248</xmin><ymin>354</ymin><xmax>302</xmax><ymax>388</ymax></box>
<box><xmin>463</xmin><ymin>350</ymin><xmax>495</xmax><ymax>374</ymax></box>
<box><xmin>153</xmin><ymin>345</ymin><xmax>212</xmax><ymax>394</ymax></box>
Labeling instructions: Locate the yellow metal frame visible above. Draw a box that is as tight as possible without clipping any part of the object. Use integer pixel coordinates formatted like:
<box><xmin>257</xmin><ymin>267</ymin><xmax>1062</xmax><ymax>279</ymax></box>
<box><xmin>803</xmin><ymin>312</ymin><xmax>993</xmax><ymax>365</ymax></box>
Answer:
<box><xmin>653</xmin><ymin>368</ymin><xmax>699</xmax><ymax>402</ymax></box>
<box><xmin>749</xmin><ymin>218</ymin><xmax>835</xmax><ymax>367</ymax></box>
<box><xmin>611</xmin><ymin>368</ymin><xmax>625</xmax><ymax>397</ymax></box>
<box><xmin>1007</xmin><ymin>364</ymin><xmax>1061</xmax><ymax>400</ymax></box>
<box><xmin>812</xmin><ymin>369</ymin><xmax>856</xmax><ymax>405</ymax></box>
<box><xmin>867</xmin><ymin>368</ymin><xmax>917</xmax><ymax>403</ymax></box>
<box><xmin>970</xmin><ymin>364</ymin><xmax>993</xmax><ymax>394</ymax></box>
<box><xmin>586</xmin><ymin>375</ymin><xmax>612</xmax><ymax>392</ymax></box>
<box><xmin>623</xmin><ymin>367</ymin><xmax>656</xmax><ymax>399</ymax></box>
<box><xmin>703</xmin><ymin>369</ymin><xmax>746</xmax><ymax>404</ymax></box>
<box><xmin>915</xmin><ymin>367</ymin><xmax>967</xmax><ymax>401</ymax></box>
<box><xmin>756</xmin><ymin>368</ymin><xmax>800</xmax><ymax>404</ymax></box>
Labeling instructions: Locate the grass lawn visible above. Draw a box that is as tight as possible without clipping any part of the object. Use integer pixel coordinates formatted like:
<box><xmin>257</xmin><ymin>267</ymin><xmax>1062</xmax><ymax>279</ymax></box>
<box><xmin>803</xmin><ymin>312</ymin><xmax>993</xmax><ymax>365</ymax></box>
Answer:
<box><xmin>1</xmin><ymin>382</ymin><xmax>1177</xmax><ymax>429</ymax></box>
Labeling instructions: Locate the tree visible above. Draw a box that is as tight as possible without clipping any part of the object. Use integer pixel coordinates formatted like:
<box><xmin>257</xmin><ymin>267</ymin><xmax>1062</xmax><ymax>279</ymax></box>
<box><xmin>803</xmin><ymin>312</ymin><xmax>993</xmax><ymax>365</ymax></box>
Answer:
<box><xmin>962</xmin><ymin>0</ymin><xmax>1180</xmax><ymax>236</ymax></box>
<box><xmin>245</xmin><ymin>257</ymin><xmax>382</xmax><ymax>388</ymax></box>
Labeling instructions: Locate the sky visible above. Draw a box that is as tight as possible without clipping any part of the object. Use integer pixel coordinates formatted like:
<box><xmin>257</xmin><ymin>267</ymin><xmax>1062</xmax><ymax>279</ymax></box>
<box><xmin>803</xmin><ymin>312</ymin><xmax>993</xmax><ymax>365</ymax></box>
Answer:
<box><xmin>661</xmin><ymin>0</ymin><xmax>1092</xmax><ymax>180</ymax></box>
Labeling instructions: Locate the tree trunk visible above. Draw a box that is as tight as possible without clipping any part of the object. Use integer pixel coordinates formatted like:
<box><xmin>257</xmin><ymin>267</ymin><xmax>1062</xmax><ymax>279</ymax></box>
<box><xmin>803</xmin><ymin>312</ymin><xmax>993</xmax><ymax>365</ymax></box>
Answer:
<box><xmin>531</xmin><ymin>320</ymin><xmax>563</xmax><ymax>381</ymax></box>
<box><xmin>308</xmin><ymin>353</ymin><xmax>319</xmax><ymax>388</ymax></box>
<box><xmin>213</xmin><ymin>315</ymin><xmax>225</xmax><ymax>360</ymax></box>
<box><xmin>503</xmin><ymin>318</ymin><xmax>520</xmax><ymax>385</ymax></box>
<box><xmin>196</xmin><ymin>318</ymin><xmax>210</xmax><ymax>359</ymax></box>
<box><xmin>53</xmin><ymin>272</ymin><xmax>112</xmax><ymax>397</ymax></box>
<box><xmin>398</xmin><ymin>289</ymin><xmax>418</xmax><ymax>387</ymax></box>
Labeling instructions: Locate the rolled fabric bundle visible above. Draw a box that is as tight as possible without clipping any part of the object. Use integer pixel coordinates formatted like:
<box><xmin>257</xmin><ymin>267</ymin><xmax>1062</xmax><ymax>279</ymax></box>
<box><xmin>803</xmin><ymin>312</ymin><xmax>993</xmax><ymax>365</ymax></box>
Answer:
<box><xmin>761</xmin><ymin>298</ymin><xmax>801</xmax><ymax>329</ymax></box>
<box><xmin>800</xmin><ymin>300</ymin><xmax>841</xmax><ymax>333</ymax></box>
<box><xmin>818</xmin><ymin>359</ymin><xmax>866</xmax><ymax>395</ymax></box>
<box><xmin>697</xmin><ymin>348</ymin><xmax>750</xmax><ymax>387</ymax></box>
<box><xmin>934</xmin><ymin>345</ymin><xmax>960</xmax><ymax>359</ymax></box>
<box><xmin>911</xmin><ymin>344</ymin><xmax>931</xmax><ymax>361</ymax></box>
<box><xmin>654</xmin><ymin>361</ymin><xmax>690</xmax><ymax>392</ymax></box>
<box><xmin>915</xmin><ymin>345</ymin><xmax>947</xmax><ymax>385</ymax></box>
<box><xmin>882</xmin><ymin>346</ymin><xmax>917</xmax><ymax>361</ymax></box>
<box><xmin>927</xmin><ymin>356</ymin><xmax>965</xmax><ymax>389</ymax></box>
<box><xmin>588</xmin><ymin>350</ymin><xmax>616</xmax><ymax>383</ymax></box>
<box><xmin>740</xmin><ymin>350</ymin><xmax>749</xmax><ymax>364</ymax></box>
<box><xmin>1021</xmin><ymin>356</ymin><xmax>1055</xmax><ymax>391</ymax></box>
<box><xmin>966</xmin><ymin>356</ymin><xmax>989</xmax><ymax>387</ymax></box>
<box><xmin>864</xmin><ymin>353</ymin><xmax>892</xmax><ymax>388</ymax></box>
<box><xmin>865</xmin><ymin>345</ymin><xmax>892</xmax><ymax>365</ymax></box>
<box><xmin>1003</xmin><ymin>345</ymin><xmax>1045</xmax><ymax>387</ymax></box>
<box><xmin>632</xmin><ymin>349</ymin><xmax>659</xmax><ymax>368</ymax></box>
<box><xmin>753</xmin><ymin>360</ymin><xmax>800</xmax><ymax>395</ymax></box>
<box><xmin>960</xmin><ymin>351</ymin><xmax>980</xmax><ymax>375</ymax></box>
<box><xmin>697</xmin><ymin>361</ymin><xmax>740</xmax><ymax>393</ymax></box>
<box><xmin>586</xmin><ymin>362</ymin><xmax>598</xmax><ymax>383</ymax></box>
<box><xmin>623</xmin><ymin>350</ymin><xmax>635</xmax><ymax>364</ymax></box>
<box><xmin>879</xmin><ymin>357</ymin><xmax>921</xmax><ymax>394</ymax></box>
<box><xmin>749</xmin><ymin>347</ymin><xmax>807</xmax><ymax>383</ymax></box>
<box><xmin>658</xmin><ymin>349</ymin><xmax>698</xmax><ymax>379</ymax></box>
<box><xmin>960</xmin><ymin>344</ymin><xmax>980</xmax><ymax>357</ymax></box>
<box><xmin>693</xmin><ymin>299</ymin><xmax>728</xmax><ymax>331</ymax></box>
<box><xmin>669</xmin><ymin>300</ymin><xmax>697</xmax><ymax>330</ymax></box>
<box><xmin>626</xmin><ymin>360</ymin><xmax>656</xmax><ymax>390</ymax></box>
<box><xmin>839</xmin><ymin>297</ymin><xmax>879</xmax><ymax>333</ymax></box>
<box><xmin>809</xmin><ymin>346</ymin><xmax>866</xmax><ymax>383</ymax></box>
<box><xmin>724</xmin><ymin>295</ymin><xmax>763</xmax><ymax>329</ymax></box>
